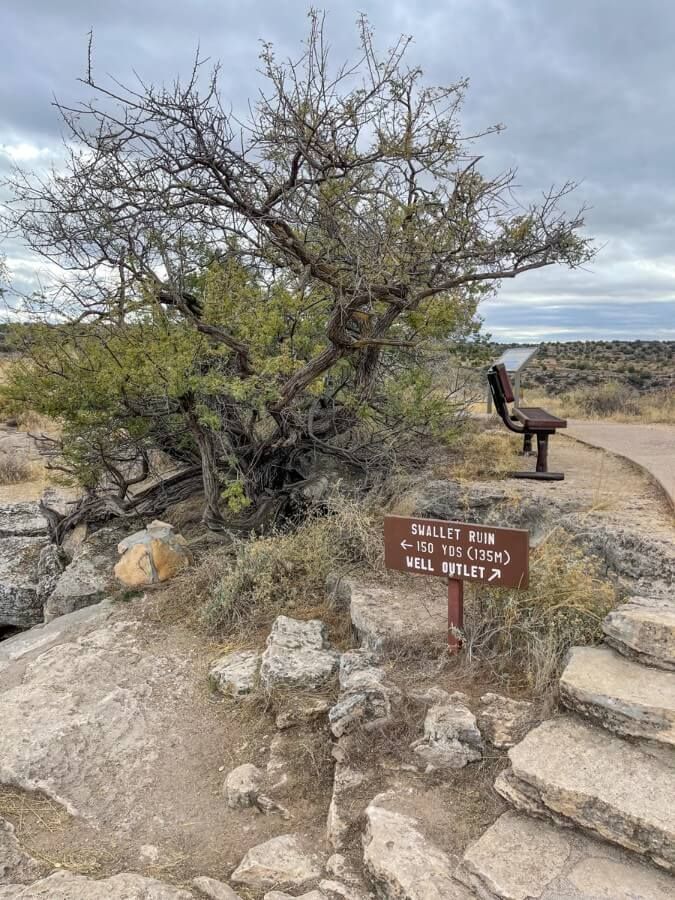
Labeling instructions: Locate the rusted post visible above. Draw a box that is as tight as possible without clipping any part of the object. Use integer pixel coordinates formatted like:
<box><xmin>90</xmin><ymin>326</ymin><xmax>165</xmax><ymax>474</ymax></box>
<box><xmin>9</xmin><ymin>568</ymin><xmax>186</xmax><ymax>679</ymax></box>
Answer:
<box><xmin>447</xmin><ymin>577</ymin><xmax>464</xmax><ymax>653</ymax></box>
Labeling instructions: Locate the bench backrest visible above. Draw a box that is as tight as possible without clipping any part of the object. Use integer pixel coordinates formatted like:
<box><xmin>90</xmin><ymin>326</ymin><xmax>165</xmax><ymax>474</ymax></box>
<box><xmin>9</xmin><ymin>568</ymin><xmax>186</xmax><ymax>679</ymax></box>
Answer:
<box><xmin>488</xmin><ymin>363</ymin><xmax>515</xmax><ymax>405</ymax></box>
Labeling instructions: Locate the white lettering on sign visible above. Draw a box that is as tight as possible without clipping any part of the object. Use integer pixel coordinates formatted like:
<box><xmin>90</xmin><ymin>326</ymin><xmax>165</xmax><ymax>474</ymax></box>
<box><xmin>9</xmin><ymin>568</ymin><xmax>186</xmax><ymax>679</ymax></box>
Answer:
<box><xmin>441</xmin><ymin>562</ymin><xmax>486</xmax><ymax>579</ymax></box>
<box><xmin>405</xmin><ymin>556</ymin><xmax>436</xmax><ymax>573</ymax></box>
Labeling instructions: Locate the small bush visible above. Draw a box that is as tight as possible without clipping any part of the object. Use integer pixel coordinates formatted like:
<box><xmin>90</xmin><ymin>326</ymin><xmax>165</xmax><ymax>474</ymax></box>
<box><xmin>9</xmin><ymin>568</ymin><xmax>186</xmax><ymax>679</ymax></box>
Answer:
<box><xmin>0</xmin><ymin>453</ymin><xmax>37</xmax><ymax>485</ymax></box>
<box><xmin>201</xmin><ymin>495</ymin><xmax>384</xmax><ymax>634</ymax></box>
<box><xmin>571</xmin><ymin>382</ymin><xmax>641</xmax><ymax>417</ymax></box>
<box><xmin>463</xmin><ymin>528</ymin><xmax>619</xmax><ymax>694</ymax></box>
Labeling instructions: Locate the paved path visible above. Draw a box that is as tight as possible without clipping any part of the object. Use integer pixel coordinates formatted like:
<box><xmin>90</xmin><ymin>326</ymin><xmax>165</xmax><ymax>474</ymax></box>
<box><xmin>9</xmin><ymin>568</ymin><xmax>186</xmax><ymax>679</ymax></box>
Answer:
<box><xmin>565</xmin><ymin>420</ymin><xmax>675</xmax><ymax>511</ymax></box>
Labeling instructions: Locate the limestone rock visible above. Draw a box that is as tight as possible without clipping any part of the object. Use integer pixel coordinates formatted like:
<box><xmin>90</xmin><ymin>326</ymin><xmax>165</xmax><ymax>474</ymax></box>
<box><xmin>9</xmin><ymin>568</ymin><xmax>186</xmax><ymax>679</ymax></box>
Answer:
<box><xmin>0</xmin><ymin>502</ymin><xmax>48</xmax><ymax>538</ymax></box>
<box><xmin>0</xmin><ymin>535</ymin><xmax>44</xmax><ymax>628</ymax></box>
<box><xmin>495</xmin><ymin>716</ymin><xmax>675</xmax><ymax>871</ymax></box>
<box><xmin>362</xmin><ymin>802</ymin><xmax>472</xmax><ymax>899</ymax></box>
<box><xmin>457</xmin><ymin>811</ymin><xmax>675</xmax><ymax>900</ymax></box>
<box><xmin>349</xmin><ymin>581</ymin><xmax>447</xmax><ymax>653</ymax></box>
<box><xmin>338</xmin><ymin>649</ymin><xmax>380</xmax><ymax>687</ymax></box>
<box><xmin>260</xmin><ymin>616</ymin><xmax>339</xmax><ymax>691</ymax></box>
<box><xmin>231</xmin><ymin>833</ymin><xmax>324</xmax><ymax>890</ymax></box>
<box><xmin>114</xmin><ymin>520</ymin><xmax>192</xmax><ymax>587</ymax></box>
<box><xmin>210</xmin><ymin>649</ymin><xmax>261</xmax><ymax>697</ymax></box>
<box><xmin>329</xmin><ymin>666</ymin><xmax>398</xmax><ymax>738</ymax></box>
<box><xmin>192</xmin><ymin>876</ymin><xmax>242</xmax><ymax>899</ymax></box>
<box><xmin>44</xmin><ymin>527</ymin><xmax>120</xmax><ymax>621</ymax></box>
<box><xmin>327</xmin><ymin>763</ymin><xmax>366</xmax><ymax>850</ymax></box>
<box><xmin>0</xmin><ymin>819</ymin><xmax>47</xmax><ymax>884</ymax></box>
<box><xmin>603</xmin><ymin>595</ymin><xmax>675</xmax><ymax>670</ymax></box>
<box><xmin>0</xmin><ymin>870</ymin><xmax>193</xmax><ymax>898</ymax></box>
<box><xmin>412</xmin><ymin>692</ymin><xmax>483</xmax><ymax>769</ymax></box>
<box><xmin>264</xmin><ymin>893</ymin><xmax>326</xmax><ymax>900</ymax></box>
<box><xmin>35</xmin><ymin>543</ymin><xmax>65</xmax><ymax>605</ymax></box>
<box><xmin>560</xmin><ymin>644</ymin><xmax>675</xmax><ymax>746</ymax></box>
<box><xmin>319</xmin><ymin>880</ymin><xmax>369</xmax><ymax>900</ymax></box>
<box><xmin>224</xmin><ymin>763</ymin><xmax>264</xmax><ymax>808</ymax></box>
<box><xmin>477</xmin><ymin>693</ymin><xmax>536</xmax><ymax>749</ymax></box>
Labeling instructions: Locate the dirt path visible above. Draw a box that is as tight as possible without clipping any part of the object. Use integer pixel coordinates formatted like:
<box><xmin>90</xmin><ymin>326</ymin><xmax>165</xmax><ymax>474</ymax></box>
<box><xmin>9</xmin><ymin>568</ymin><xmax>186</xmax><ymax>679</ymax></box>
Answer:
<box><xmin>565</xmin><ymin>420</ymin><xmax>675</xmax><ymax>511</ymax></box>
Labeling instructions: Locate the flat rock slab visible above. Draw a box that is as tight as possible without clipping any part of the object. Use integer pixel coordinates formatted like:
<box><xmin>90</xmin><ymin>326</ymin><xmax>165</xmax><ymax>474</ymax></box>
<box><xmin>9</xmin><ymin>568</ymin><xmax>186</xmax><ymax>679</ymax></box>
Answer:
<box><xmin>0</xmin><ymin>503</ymin><xmax>48</xmax><ymax>538</ymax></box>
<box><xmin>0</xmin><ymin>870</ymin><xmax>194</xmax><ymax>898</ymax></box>
<box><xmin>603</xmin><ymin>595</ymin><xmax>675</xmax><ymax>671</ymax></box>
<box><xmin>0</xmin><ymin>535</ymin><xmax>44</xmax><ymax>628</ymax></box>
<box><xmin>349</xmin><ymin>581</ymin><xmax>447</xmax><ymax>653</ymax></box>
<box><xmin>458</xmin><ymin>810</ymin><xmax>675</xmax><ymax>900</ymax></box>
<box><xmin>495</xmin><ymin>716</ymin><xmax>675</xmax><ymax>871</ymax></box>
<box><xmin>230</xmin><ymin>833</ymin><xmax>324</xmax><ymax>891</ymax></box>
<box><xmin>363</xmin><ymin>802</ymin><xmax>473</xmax><ymax>899</ymax></box>
<box><xmin>210</xmin><ymin>649</ymin><xmax>261</xmax><ymax>697</ymax></box>
<box><xmin>260</xmin><ymin>616</ymin><xmax>339</xmax><ymax>691</ymax></box>
<box><xmin>560</xmin><ymin>644</ymin><xmax>675</xmax><ymax>745</ymax></box>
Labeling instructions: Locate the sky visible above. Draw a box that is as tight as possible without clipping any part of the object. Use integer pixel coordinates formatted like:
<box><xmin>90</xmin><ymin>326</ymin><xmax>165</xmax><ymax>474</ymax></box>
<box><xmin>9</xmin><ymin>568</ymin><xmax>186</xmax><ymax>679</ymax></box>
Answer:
<box><xmin>1</xmin><ymin>0</ymin><xmax>674</xmax><ymax>342</ymax></box>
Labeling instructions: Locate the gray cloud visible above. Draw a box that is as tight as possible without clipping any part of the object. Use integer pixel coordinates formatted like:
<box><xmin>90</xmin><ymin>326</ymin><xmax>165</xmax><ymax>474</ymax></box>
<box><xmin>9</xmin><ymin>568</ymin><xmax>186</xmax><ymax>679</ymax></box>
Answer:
<box><xmin>2</xmin><ymin>0</ymin><xmax>675</xmax><ymax>341</ymax></box>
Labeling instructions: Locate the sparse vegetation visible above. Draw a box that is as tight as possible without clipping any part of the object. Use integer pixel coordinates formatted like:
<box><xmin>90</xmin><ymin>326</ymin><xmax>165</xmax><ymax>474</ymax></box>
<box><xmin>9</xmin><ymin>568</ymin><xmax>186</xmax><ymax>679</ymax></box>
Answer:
<box><xmin>200</xmin><ymin>494</ymin><xmax>384</xmax><ymax>634</ymax></box>
<box><xmin>0</xmin><ymin>451</ymin><xmax>38</xmax><ymax>484</ymax></box>
<box><xmin>464</xmin><ymin>528</ymin><xmax>619</xmax><ymax>693</ymax></box>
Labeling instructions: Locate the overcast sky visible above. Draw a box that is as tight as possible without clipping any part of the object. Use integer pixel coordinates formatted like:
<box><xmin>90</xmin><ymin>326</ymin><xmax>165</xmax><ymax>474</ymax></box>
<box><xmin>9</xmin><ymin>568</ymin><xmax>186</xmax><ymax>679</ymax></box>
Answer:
<box><xmin>1</xmin><ymin>0</ymin><xmax>674</xmax><ymax>342</ymax></box>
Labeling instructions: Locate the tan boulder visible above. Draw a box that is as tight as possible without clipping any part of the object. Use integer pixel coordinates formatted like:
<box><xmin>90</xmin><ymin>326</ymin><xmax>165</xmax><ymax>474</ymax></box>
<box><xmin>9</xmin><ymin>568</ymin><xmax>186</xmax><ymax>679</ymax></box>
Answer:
<box><xmin>114</xmin><ymin>520</ymin><xmax>192</xmax><ymax>587</ymax></box>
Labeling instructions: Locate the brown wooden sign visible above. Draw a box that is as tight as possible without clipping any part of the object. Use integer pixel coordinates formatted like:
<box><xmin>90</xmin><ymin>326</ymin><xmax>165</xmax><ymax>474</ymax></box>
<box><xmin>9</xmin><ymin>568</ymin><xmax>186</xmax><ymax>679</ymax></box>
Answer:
<box><xmin>384</xmin><ymin>515</ymin><xmax>529</xmax><ymax>589</ymax></box>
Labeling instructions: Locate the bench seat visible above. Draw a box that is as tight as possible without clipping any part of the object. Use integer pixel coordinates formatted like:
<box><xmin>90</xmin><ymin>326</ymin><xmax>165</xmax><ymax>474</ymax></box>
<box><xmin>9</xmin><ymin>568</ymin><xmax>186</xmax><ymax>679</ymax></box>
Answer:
<box><xmin>512</xmin><ymin>407</ymin><xmax>567</xmax><ymax>430</ymax></box>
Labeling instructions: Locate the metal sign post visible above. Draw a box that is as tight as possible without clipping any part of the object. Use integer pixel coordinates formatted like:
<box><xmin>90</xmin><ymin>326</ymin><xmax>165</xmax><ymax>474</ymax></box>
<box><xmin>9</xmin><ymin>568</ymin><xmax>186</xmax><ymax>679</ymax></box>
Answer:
<box><xmin>383</xmin><ymin>515</ymin><xmax>529</xmax><ymax>653</ymax></box>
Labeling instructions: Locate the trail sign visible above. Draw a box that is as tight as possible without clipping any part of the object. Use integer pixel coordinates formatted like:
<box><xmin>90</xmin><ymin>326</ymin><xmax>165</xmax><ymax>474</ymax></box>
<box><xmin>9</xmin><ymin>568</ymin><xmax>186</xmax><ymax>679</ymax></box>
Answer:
<box><xmin>383</xmin><ymin>515</ymin><xmax>529</xmax><ymax>652</ymax></box>
<box><xmin>384</xmin><ymin>516</ymin><xmax>529</xmax><ymax>589</ymax></box>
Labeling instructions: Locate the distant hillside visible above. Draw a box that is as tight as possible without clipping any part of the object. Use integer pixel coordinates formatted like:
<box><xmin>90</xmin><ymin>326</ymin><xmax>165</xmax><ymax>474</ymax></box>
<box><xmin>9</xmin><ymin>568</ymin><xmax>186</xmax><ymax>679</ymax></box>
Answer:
<box><xmin>492</xmin><ymin>340</ymin><xmax>674</xmax><ymax>394</ymax></box>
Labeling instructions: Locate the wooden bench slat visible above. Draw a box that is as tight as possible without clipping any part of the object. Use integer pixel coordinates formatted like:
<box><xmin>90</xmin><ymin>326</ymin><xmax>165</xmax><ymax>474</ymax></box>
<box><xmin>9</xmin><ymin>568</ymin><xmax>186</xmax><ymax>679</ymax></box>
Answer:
<box><xmin>512</xmin><ymin>407</ymin><xmax>567</xmax><ymax>429</ymax></box>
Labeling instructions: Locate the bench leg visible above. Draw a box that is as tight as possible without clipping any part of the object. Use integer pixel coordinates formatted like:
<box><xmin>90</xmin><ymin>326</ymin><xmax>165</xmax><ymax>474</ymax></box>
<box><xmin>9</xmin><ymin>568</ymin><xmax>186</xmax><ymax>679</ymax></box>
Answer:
<box><xmin>509</xmin><ymin>431</ymin><xmax>564</xmax><ymax>481</ymax></box>
<box><xmin>536</xmin><ymin>434</ymin><xmax>549</xmax><ymax>473</ymax></box>
<box><xmin>523</xmin><ymin>433</ymin><xmax>533</xmax><ymax>455</ymax></box>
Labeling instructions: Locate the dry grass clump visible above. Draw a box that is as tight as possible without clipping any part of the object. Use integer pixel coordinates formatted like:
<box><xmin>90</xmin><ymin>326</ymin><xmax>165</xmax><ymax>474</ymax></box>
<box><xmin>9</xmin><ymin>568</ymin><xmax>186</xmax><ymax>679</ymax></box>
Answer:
<box><xmin>451</xmin><ymin>427</ymin><xmax>522</xmax><ymax>481</ymax></box>
<box><xmin>463</xmin><ymin>528</ymin><xmax>619</xmax><ymax>694</ymax></box>
<box><xmin>201</xmin><ymin>494</ymin><xmax>384</xmax><ymax>635</ymax></box>
<box><xmin>0</xmin><ymin>451</ymin><xmax>40</xmax><ymax>484</ymax></box>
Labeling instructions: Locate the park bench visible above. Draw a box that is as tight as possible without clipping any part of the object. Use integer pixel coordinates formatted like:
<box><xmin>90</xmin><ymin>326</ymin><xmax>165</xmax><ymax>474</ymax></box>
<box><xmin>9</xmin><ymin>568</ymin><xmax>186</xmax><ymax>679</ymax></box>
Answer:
<box><xmin>487</xmin><ymin>362</ymin><xmax>567</xmax><ymax>481</ymax></box>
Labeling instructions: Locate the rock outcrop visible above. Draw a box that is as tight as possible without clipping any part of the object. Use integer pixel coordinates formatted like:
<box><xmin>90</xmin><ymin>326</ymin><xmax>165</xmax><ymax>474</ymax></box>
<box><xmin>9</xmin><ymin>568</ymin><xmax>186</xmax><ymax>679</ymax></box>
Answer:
<box><xmin>114</xmin><ymin>520</ymin><xmax>192</xmax><ymax>587</ymax></box>
<box><xmin>603</xmin><ymin>595</ymin><xmax>675</xmax><ymax>670</ymax></box>
<box><xmin>476</xmin><ymin>693</ymin><xmax>536</xmax><ymax>749</ymax></box>
<box><xmin>0</xmin><ymin>536</ymin><xmax>44</xmax><ymax>628</ymax></box>
<box><xmin>411</xmin><ymin>692</ymin><xmax>483</xmax><ymax>769</ymax></box>
<box><xmin>0</xmin><ymin>870</ymin><xmax>194</xmax><ymax>898</ymax></box>
<box><xmin>458</xmin><ymin>810</ymin><xmax>675</xmax><ymax>900</ymax></box>
<box><xmin>560</xmin><ymin>644</ymin><xmax>675</xmax><ymax>746</ymax></box>
<box><xmin>362</xmin><ymin>802</ymin><xmax>472</xmax><ymax>899</ymax></box>
<box><xmin>260</xmin><ymin>616</ymin><xmax>339</xmax><ymax>691</ymax></box>
<box><xmin>231</xmin><ymin>834</ymin><xmax>324</xmax><ymax>891</ymax></box>
<box><xmin>210</xmin><ymin>649</ymin><xmax>261</xmax><ymax>697</ymax></box>
<box><xmin>43</xmin><ymin>527</ymin><xmax>120</xmax><ymax>621</ymax></box>
<box><xmin>349</xmin><ymin>581</ymin><xmax>447</xmax><ymax>653</ymax></box>
<box><xmin>494</xmin><ymin>716</ymin><xmax>675</xmax><ymax>871</ymax></box>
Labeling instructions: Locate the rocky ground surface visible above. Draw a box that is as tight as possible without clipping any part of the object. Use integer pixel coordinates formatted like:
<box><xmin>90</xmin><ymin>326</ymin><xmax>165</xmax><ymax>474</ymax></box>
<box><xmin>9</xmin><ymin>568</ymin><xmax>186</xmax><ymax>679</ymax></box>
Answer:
<box><xmin>0</xmin><ymin>434</ymin><xmax>674</xmax><ymax>898</ymax></box>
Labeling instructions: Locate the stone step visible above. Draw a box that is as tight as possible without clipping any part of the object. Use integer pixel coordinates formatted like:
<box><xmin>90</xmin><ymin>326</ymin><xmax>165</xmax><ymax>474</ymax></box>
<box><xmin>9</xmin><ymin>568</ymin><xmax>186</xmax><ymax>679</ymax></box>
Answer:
<box><xmin>560</xmin><ymin>644</ymin><xmax>675</xmax><ymax>746</ymax></box>
<box><xmin>603</xmin><ymin>596</ymin><xmax>675</xmax><ymax>671</ymax></box>
<box><xmin>494</xmin><ymin>716</ymin><xmax>675</xmax><ymax>871</ymax></box>
<box><xmin>457</xmin><ymin>811</ymin><xmax>675</xmax><ymax>900</ymax></box>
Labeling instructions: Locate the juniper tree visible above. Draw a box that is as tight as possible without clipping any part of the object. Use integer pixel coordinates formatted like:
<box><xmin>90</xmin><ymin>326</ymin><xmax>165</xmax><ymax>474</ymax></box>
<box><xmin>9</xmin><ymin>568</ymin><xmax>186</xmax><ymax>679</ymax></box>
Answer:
<box><xmin>1</xmin><ymin>12</ymin><xmax>592</xmax><ymax>534</ymax></box>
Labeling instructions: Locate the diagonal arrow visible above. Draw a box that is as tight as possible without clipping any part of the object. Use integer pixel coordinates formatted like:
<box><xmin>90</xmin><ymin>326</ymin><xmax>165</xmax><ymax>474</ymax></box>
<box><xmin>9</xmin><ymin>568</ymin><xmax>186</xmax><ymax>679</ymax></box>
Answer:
<box><xmin>488</xmin><ymin>568</ymin><xmax>501</xmax><ymax>582</ymax></box>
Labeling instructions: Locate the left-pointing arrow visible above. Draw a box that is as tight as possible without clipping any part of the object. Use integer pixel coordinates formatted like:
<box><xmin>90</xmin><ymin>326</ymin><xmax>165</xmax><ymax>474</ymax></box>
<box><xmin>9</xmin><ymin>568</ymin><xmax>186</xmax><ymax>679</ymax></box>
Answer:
<box><xmin>400</xmin><ymin>540</ymin><xmax>413</xmax><ymax>550</ymax></box>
